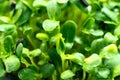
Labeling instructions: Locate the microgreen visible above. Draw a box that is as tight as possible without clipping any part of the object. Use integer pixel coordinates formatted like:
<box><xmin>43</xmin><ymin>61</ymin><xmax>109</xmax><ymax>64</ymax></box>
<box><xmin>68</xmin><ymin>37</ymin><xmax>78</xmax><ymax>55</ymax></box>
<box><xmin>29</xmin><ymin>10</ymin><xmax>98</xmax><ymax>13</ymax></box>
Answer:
<box><xmin>0</xmin><ymin>0</ymin><xmax>120</xmax><ymax>80</ymax></box>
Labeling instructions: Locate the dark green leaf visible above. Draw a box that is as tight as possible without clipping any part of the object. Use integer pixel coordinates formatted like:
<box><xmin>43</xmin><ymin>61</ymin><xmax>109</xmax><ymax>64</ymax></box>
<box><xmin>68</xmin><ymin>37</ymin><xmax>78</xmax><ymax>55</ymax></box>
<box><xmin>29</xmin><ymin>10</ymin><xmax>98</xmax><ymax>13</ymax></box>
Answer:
<box><xmin>15</xmin><ymin>2</ymin><xmax>32</xmax><ymax>25</ymax></box>
<box><xmin>4</xmin><ymin>55</ymin><xmax>20</xmax><ymax>72</ymax></box>
<box><xmin>3</xmin><ymin>35</ymin><xmax>14</xmax><ymax>53</ymax></box>
<box><xmin>82</xmin><ymin>17</ymin><xmax>95</xmax><ymax>34</ymax></box>
<box><xmin>61</xmin><ymin>20</ymin><xmax>77</xmax><ymax>43</ymax></box>
<box><xmin>12</xmin><ymin>9</ymin><xmax>22</xmax><ymax>23</ymax></box>
<box><xmin>0</xmin><ymin>60</ymin><xmax>5</xmax><ymax>77</ymax></box>
<box><xmin>48</xmin><ymin>47</ymin><xmax>62</xmax><ymax>68</ymax></box>
<box><xmin>18</xmin><ymin>68</ymin><xmax>39</xmax><ymax>80</ymax></box>
<box><xmin>91</xmin><ymin>38</ymin><xmax>106</xmax><ymax>53</ymax></box>
<box><xmin>41</xmin><ymin>63</ymin><xmax>55</xmax><ymax>78</ymax></box>
<box><xmin>16</xmin><ymin>43</ymin><xmax>23</xmax><ymax>59</ymax></box>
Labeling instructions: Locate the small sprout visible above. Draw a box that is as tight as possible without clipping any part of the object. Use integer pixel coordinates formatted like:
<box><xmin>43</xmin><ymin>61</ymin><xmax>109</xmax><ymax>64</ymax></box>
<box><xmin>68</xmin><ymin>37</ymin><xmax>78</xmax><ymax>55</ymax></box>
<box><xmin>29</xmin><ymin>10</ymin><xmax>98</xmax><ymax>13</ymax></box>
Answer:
<box><xmin>61</xmin><ymin>70</ymin><xmax>75</xmax><ymax>79</ymax></box>
<box><xmin>4</xmin><ymin>55</ymin><xmax>20</xmax><ymax>73</ymax></box>
<box><xmin>36</xmin><ymin>33</ymin><xmax>49</xmax><ymax>41</ymax></box>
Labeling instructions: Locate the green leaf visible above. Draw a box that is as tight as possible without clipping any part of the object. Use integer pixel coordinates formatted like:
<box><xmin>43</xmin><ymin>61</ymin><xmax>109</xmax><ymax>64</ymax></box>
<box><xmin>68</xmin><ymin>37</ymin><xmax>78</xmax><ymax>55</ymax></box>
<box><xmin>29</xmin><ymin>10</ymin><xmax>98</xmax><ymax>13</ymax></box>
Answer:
<box><xmin>18</xmin><ymin>68</ymin><xmax>39</xmax><ymax>80</ymax></box>
<box><xmin>96</xmin><ymin>68</ymin><xmax>110</xmax><ymax>79</ymax></box>
<box><xmin>12</xmin><ymin>9</ymin><xmax>22</xmax><ymax>23</ymax></box>
<box><xmin>0</xmin><ymin>60</ymin><xmax>5</xmax><ymax>77</ymax></box>
<box><xmin>61</xmin><ymin>20</ymin><xmax>77</xmax><ymax>43</ymax></box>
<box><xmin>104</xmin><ymin>32</ymin><xmax>118</xmax><ymax>44</ymax></box>
<box><xmin>36</xmin><ymin>33</ymin><xmax>49</xmax><ymax>41</ymax></box>
<box><xmin>16</xmin><ymin>43</ymin><xmax>23</xmax><ymax>59</ymax></box>
<box><xmin>100</xmin><ymin>44</ymin><xmax>118</xmax><ymax>58</ymax></box>
<box><xmin>61</xmin><ymin>70</ymin><xmax>75</xmax><ymax>79</ymax></box>
<box><xmin>104</xmin><ymin>54</ymin><xmax>120</xmax><ymax>68</ymax></box>
<box><xmin>91</xmin><ymin>38</ymin><xmax>106</xmax><ymax>53</ymax></box>
<box><xmin>0</xmin><ymin>16</ymin><xmax>11</xmax><ymax>23</ymax></box>
<box><xmin>114</xmin><ymin>25</ymin><xmax>120</xmax><ymax>36</ymax></box>
<box><xmin>42</xmin><ymin>19</ymin><xmax>59</xmax><ymax>32</ymax></box>
<box><xmin>83</xmin><ymin>54</ymin><xmax>102</xmax><ymax>73</ymax></box>
<box><xmin>47</xmin><ymin>0</ymin><xmax>61</xmax><ymax>20</ymax></box>
<box><xmin>30</xmin><ymin>49</ymin><xmax>41</xmax><ymax>57</ymax></box>
<box><xmin>82</xmin><ymin>17</ymin><xmax>95</xmax><ymax>33</ymax></box>
<box><xmin>102</xmin><ymin>7</ymin><xmax>118</xmax><ymax>22</ymax></box>
<box><xmin>65</xmin><ymin>52</ymin><xmax>85</xmax><ymax>65</ymax></box>
<box><xmin>41</xmin><ymin>63</ymin><xmax>55</xmax><ymax>78</ymax></box>
<box><xmin>4</xmin><ymin>55</ymin><xmax>20</xmax><ymax>72</ymax></box>
<box><xmin>89</xmin><ymin>29</ymin><xmax>104</xmax><ymax>36</ymax></box>
<box><xmin>113</xmin><ymin>65</ymin><xmax>120</xmax><ymax>77</ymax></box>
<box><xmin>16</xmin><ymin>2</ymin><xmax>32</xmax><ymax>25</ymax></box>
<box><xmin>56</xmin><ymin>33</ymin><xmax>66</xmax><ymax>54</ymax></box>
<box><xmin>48</xmin><ymin>47</ymin><xmax>62</xmax><ymax>68</ymax></box>
<box><xmin>33</xmin><ymin>0</ymin><xmax>50</xmax><ymax>7</ymax></box>
<box><xmin>0</xmin><ymin>24</ymin><xmax>16</xmax><ymax>34</ymax></box>
<box><xmin>3</xmin><ymin>35</ymin><xmax>14</xmax><ymax>53</ymax></box>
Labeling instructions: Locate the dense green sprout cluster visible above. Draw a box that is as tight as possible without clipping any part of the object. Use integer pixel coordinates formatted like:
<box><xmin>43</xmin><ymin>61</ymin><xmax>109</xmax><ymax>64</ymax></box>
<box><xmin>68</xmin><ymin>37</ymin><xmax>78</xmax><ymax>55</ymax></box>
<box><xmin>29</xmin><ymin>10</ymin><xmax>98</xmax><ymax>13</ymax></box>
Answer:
<box><xmin>0</xmin><ymin>0</ymin><xmax>120</xmax><ymax>80</ymax></box>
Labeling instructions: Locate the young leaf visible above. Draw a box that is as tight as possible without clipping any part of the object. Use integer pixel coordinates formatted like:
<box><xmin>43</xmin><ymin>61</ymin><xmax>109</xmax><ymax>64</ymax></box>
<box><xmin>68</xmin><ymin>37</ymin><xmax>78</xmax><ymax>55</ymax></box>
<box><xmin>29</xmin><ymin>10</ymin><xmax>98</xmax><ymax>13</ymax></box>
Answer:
<box><xmin>29</xmin><ymin>49</ymin><xmax>41</xmax><ymax>57</ymax></box>
<box><xmin>65</xmin><ymin>52</ymin><xmax>85</xmax><ymax>65</ymax></box>
<box><xmin>16</xmin><ymin>43</ymin><xmax>23</xmax><ymax>59</ymax></box>
<box><xmin>18</xmin><ymin>68</ymin><xmax>39</xmax><ymax>80</ymax></box>
<box><xmin>104</xmin><ymin>54</ymin><xmax>120</xmax><ymax>68</ymax></box>
<box><xmin>0</xmin><ymin>24</ymin><xmax>16</xmax><ymax>34</ymax></box>
<box><xmin>4</xmin><ymin>55</ymin><xmax>20</xmax><ymax>73</ymax></box>
<box><xmin>61</xmin><ymin>20</ymin><xmax>77</xmax><ymax>43</ymax></box>
<box><xmin>100</xmin><ymin>44</ymin><xmax>118</xmax><ymax>58</ymax></box>
<box><xmin>47</xmin><ymin>0</ymin><xmax>61</xmax><ymax>20</ymax></box>
<box><xmin>102</xmin><ymin>7</ymin><xmax>118</xmax><ymax>22</ymax></box>
<box><xmin>104</xmin><ymin>32</ymin><xmax>118</xmax><ymax>44</ymax></box>
<box><xmin>96</xmin><ymin>68</ymin><xmax>110</xmax><ymax>79</ymax></box>
<box><xmin>36</xmin><ymin>33</ymin><xmax>49</xmax><ymax>41</ymax></box>
<box><xmin>83</xmin><ymin>54</ymin><xmax>102</xmax><ymax>73</ymax></box>
<box><xmin>3</xmin><ymin>35</ymin><xmax>14</xmax><ymax>53</ymax></box>
<box><xmin>41</xmin><ymin>63</ymin><xmax>55</xmax><ymax>78</ymax></box>
<box><xmin>61</xmin><ymin>70</ymin><xmax>75</xmax><ymax>79</ymax></box>
<box><xmin>0</xmin><ymin>60</ymin><xmax>5</xmax><ymax>77</ymax></box>
<box><xmin>42</xmin><ymin>19</ymin><xmax>59</xmax><ymax>32</ymax></box>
